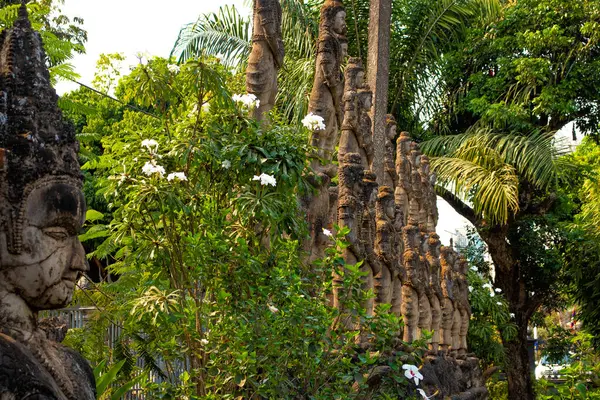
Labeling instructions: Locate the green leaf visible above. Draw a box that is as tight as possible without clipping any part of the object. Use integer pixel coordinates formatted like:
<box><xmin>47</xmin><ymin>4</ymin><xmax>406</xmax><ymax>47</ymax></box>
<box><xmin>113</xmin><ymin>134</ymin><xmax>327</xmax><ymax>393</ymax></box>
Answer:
<box><xmin>86</xmin><ymin>209</ymin><xmax>105</xmax><ymax>222</ymax></box>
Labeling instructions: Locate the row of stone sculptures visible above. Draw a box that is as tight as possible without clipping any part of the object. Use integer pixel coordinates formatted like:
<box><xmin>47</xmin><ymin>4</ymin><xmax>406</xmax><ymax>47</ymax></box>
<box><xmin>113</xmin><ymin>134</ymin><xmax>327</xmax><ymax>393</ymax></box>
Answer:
<box><xmin>298</xmin><ymin>0</ymin><xmax>472</xmax><ymax>356</ymax></box>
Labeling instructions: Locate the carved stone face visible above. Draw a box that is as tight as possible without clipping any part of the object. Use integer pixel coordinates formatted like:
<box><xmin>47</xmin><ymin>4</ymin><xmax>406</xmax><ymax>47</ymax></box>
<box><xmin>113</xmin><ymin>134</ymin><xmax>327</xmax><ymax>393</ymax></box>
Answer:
<box><xmin>340</xmin><ymin>41</ymin><xmax>348</xmax><ymax>58</ymax></box>
<box><xmin>333</xmin><ymin>10</ymin><xmax>346</xmax><ymax>34</ymax></box>
<box><xmin>0</xmin><ymin>182</ymin><xmax>87</xmax><ymax>310</ymax></box>
<box><xmin>387</xmin><ymin>124</ymin><xmax>396</xmax><ymax>140</ymax></box>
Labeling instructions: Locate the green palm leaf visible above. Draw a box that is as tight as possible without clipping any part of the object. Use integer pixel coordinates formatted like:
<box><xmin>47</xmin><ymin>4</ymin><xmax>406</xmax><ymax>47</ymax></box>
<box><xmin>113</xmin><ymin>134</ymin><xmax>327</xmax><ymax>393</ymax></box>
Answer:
<box><xmin>170</xmin><ymin>5</ymin><xmax>251</xmax><ymax>69</ymax></box>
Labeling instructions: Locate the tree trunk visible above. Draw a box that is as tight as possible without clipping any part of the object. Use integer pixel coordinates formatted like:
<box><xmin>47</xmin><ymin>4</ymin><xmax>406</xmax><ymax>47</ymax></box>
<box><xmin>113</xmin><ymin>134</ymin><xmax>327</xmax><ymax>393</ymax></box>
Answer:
<box><xmin>366</xmin><ymin>0</ymin><xmax>392</xmax><ymax>184</ymax></box>
<box><xmin>482</xmin><ymin>226</ymin><xmax>536</xmax><ymax>400</ymax></box>
<box><xmin>503</xmin><ymin>321</ymin><xmax>535</xmax><ymax>400</ymax></box>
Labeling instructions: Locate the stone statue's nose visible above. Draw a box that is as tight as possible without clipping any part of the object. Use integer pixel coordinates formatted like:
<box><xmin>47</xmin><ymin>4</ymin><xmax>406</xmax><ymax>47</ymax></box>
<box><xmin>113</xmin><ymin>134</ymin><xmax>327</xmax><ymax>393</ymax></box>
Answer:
<box><xmin>70</xmin><ymin>239</ymin><xmax>88</xmax><ymax>273</ymax></box>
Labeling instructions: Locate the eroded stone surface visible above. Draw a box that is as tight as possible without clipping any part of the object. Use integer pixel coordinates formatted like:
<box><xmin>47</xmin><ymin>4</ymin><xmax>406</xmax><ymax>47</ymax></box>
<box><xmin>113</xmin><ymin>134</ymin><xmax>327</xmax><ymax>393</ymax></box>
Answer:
<box><xmin>0</xmin><ymin>4</ymin><xmax>95</xmax><ymax>399</ymax></box>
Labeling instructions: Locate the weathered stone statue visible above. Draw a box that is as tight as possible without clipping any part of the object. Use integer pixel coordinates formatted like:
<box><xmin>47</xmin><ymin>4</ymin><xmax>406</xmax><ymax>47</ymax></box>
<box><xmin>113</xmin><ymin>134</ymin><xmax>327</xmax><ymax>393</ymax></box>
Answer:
<box><xmin>0</xmin><ymin>5</ymin><xmax>95</xmax><ymax>399</ymax></box>
<box><xmin>456</xmin><ymin>255</ymin><xmax>471</xmax><ymax>356</ymax></box>
<box><xmin>357</xmin><ymin>86</ymin><xmax>374</xmax><ymax>169</ymax></box>
<box><xmin>400</xmin><ymin>224</ymin><xmax>422</xmax><ymax>342</ymax></box>
<box><xmin>390</xmin><ymin>204</ymin><xmax>404</xmax><ymax>319</ymax></box>
<box><xmin>382</xmin><ymin>115</ymin><xmax>398</xmax><ymax>191</ymax></box>
<box><xmin>338</xmin><ymin>58</ymin><xmax>363</xmax><ymax>161</ymax></box>
<box><xmin>426</xmin><ymin>233</ymin><xmax>443</xmax><ymax>353</ymax></box>
<box><xmin>360</xmin><ymin>170</ymin><xmax>379</xmax><ymax>317</ymax></box>
<box><xmin>309</xmin><ymin>0</ymin><xmax>347</xmax><ymax>166</ymax></box>
<box><xmin>418</xmin><ymin>233</ymin><xmax>432</xmax><ymax>340</ymax></box>
<box><xmin>335</xmin><ymin>153</ymin><xmax>364</xmax><ymax>328</ymax></box>
<box><xmin>374</xmin><ymin>186</ymin><xmax>396</xmax><ymax>306</ymax></box>
<box><xmin>439</xmin><ymin>245</ymin><xmax>456</xmax><ymax>354</ymax></box>
<box><xmin>450</xmin><ymin>250</ymin><xmax>462</xmax><ymax>356</ymax></box>
<box><xmin>395</xmin><ymin>131</ymin><xmax>412</xmax><ymax>225</ymax></box>
<box><xmin>408</xmin><ymin>146</ymin><xmax>423</xmax><ymax>226</ymax></box>
<box><xmin>246</xmin><ymin>0</ymin><xmax>284</xmax><ymax>121</ymax></box>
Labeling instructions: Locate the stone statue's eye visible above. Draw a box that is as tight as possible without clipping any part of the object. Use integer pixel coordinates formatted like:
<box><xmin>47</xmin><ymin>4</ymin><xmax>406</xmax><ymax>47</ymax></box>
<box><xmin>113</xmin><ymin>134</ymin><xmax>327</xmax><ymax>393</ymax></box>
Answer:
<box><xmin>43</xmin><ymin>227</ymin><xmax>69</xmax><ymax>240</ymax></box>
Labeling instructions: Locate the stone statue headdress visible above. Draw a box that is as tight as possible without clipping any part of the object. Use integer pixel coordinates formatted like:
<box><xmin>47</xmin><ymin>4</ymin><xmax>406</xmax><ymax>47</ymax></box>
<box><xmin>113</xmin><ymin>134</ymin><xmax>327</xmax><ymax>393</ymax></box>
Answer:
<box><xmin>319</xmin><ymin>0</ymin><xmax>346</xmax><ymax>32</ymax></box>
<box><xmin>0</xmin><ymin>3</ymin><xmax>83</xmax><ymax>255</ymax></box>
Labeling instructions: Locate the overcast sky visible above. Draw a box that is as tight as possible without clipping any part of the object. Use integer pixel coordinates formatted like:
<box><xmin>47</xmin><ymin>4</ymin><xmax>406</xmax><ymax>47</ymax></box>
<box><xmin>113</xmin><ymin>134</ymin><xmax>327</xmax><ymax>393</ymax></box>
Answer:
<box><xmin>55</xmin><ymin>0</ymin><xmax>247</xmax><ymax>93</ymax></box>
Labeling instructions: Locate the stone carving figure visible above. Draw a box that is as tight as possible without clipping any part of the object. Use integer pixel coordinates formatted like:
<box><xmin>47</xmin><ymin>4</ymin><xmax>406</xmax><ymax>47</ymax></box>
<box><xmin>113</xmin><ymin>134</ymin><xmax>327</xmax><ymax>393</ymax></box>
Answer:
<box><xmin>246</xmin><ymin>0</ymin><xmax>284</xmax><ymax>121</ymax></box>
<box><xmin>338</xmin><ymin>58</ymin><xmax>364</xmax><ymax>162</ymax></box>
<box><xmin>374</xmin><ymin>186</ymin><xmax>396</xmax><ymax>307</ymax></box>
<box><xmin>382</xmin><ymin>114</ymin><xmax>398</xmax><ymax>191</ymax></box>
<box><xmin>0</xmin><ymin>5</ymin><xmax>95</xmax><ymax>399</ymax></box>
<box><xmin>418</xmin><ymin>233</ymin><xmax>432</xmax><ymax>341</ymax></box>
<box><xmin>357</xmin><ymin>86</ymin><xmax>374</xmax><ymax>169</ymax></box>
<box><xmin>395</xmin><ymin>131</ymin><xmax>412</xmax><ymax>225</ymax></box>
<box><xmin>408</xmin><ymin>145</ymin><xmax>423</xmax><ymax>226</ymax></box>
<box><xmin>439</xmin><ymin>245</ymin><xmax>456</xmax><ymax>354</ymax></box>
<box><xmin>390</xmin><ymin>204</ymin><xmax>404</xmax><ymax>319</ymax></box>
<box><xmin>400</xmin><ymin>224</ymin><xmax>423</xmax><ymax>342</ymax></box>
<box><xmin>309</xmin><ymin>0</ymin><xmax>347</xmax><ymax>166</ymax></box>
<box><xmin>335</xmin><ymin>153</ymin><xmax>364</xmax><ymax>329</ymax></box>
<box><xmin>360</xmin><ymin>170</ymin><xmax>379</xmax><ymax>317</ymax></box>
<box><xmin>426</xmin><ymin>233</ymin><xmax>443</xmax><ymax>353</ymax></box>
<box><xmin>456</xmin><ymin>255</ymin><xmax>472</xmax><ymax>357</ymax></box>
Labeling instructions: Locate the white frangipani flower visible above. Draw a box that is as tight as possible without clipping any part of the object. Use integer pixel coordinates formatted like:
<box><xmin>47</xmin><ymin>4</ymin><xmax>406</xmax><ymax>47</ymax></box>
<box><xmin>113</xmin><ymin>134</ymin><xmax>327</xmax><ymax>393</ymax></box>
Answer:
<box><xmin>495</xmin><ymin>288</ymin><xmax>502</xmax><ymax>293</ymax></box>
<box><xmin>490</xmin><ymin>291</ymin><xmax>495</xmax><ymax>297</ymax></box>
<box><xmin>402</xmin><ymin>364</ymin><xmax>423</xmax><ymax>386</ymax></box>
<box><xmin>167</xmin><ymin>172</ymin><xmax>187</xmax><ymax>182</ymax></box>
<box><xmin>417</xmin><ymin>389</ymin><xmax>436</xmax><ymax>399</ymax></box>
<box><xmin>482</xmin><ymin>283</ymin><xmax>492</xmax><ymax>289</ymax></box>
<box><xmin>221</xmin><ymin>160</ymin><xmax>231</xmax><ymax>169</ymax></box>
<box><xmin>233</xmin><ymin>93</ymin><xmax>260</xmax><ymax>109</ymax></box>
<box><xmin>510</xmin><ymin>313</ymin><xmax>515</xmax><ymax>318</ymax></box>
<box><xmin>167</xmin><ymin>64</ymin><xmax>180</xmax><ymax>73</ymax></box>
<box><xmin>497</xmin><ymin>302</ymin><xmax>502</xmax><ymax>306</ymax></box>
<box><xmin>301</xmin><ymin>112</ymin><xmax>326</xmax><ymax>131</ymax></box>
<box><xmin>141</xmin><ymin>139</ymin><xmax>159</xmax><ymax>152</ymax></box>
<box><xmin>468</xmin><ymin>286</ymin><xmax>473</xmax><ymax>293</ymax></box>
<box><xmin>322</xmin><ymin>228</ymin><xmax>333</xmax><ymax>237</ymax></box>
<box><xmin>142</xmin><ymin>161</ymin><xmax>165</xmax><ymax>177</ymax></box>
<box><xmin>252</xmin><ymin>173</ymin><xmax>277</xmax><ymax>187</ymax></box>
<box><xmin>200</xmin><ymin>338</ymin><xmax>209</xmax><ymax>345</ymax></box>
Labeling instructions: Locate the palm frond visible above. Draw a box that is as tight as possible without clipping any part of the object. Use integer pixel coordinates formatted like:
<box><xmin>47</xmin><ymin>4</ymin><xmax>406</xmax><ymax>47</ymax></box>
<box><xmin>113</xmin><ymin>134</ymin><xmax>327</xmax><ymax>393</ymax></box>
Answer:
<box><xmin>431</xmin><ymin>152</ymin><xmax>519</xmax><ymax>225</ymax></box>
<box><xmin>170</xmin><ymin>5</ymin><xmax>251</xmax><ymax>69</ymax></box>
<box><xmin>422</xmin><ymin>127</ymin><xmax>562</xmax><ymax>189</ymax></box>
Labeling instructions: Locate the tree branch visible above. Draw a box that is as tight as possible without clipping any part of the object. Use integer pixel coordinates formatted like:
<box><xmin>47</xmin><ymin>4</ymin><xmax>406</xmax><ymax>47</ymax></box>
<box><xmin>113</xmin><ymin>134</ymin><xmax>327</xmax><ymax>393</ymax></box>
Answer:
<box><xmin>437</xmin><ymin>187</ymin><xmax>480</xmax><ymax>227</ymax></box>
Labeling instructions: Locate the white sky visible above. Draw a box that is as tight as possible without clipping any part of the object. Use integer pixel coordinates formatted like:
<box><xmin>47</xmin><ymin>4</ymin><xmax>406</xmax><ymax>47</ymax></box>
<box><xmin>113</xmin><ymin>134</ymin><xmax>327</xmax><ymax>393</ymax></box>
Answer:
<box><xmin>55</xmin><ymin>0</ymin><xmax>247</xmax><ymax>94</ymax></box>
<box><xmin>54</xmin><ymin>0</ymin><xmax>473</xmax><ymax>245</ymax></box>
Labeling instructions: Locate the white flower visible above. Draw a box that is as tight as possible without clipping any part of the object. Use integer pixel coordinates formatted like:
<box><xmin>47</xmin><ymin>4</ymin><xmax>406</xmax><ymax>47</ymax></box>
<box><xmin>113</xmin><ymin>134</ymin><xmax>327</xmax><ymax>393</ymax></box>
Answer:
<box><xmin>482</xmin><ymin>283</ymin><xmax>492</xmax><ymax>289</ymax></box>
<box><xmin>495</xmin><ymin>288</ymin><xmax>502</xmax><ymax>293</ymax></box>
<box><xmin>490</xmin><ymin>291</ymin><xmax>495</xmax><ymax>297</ymax></box>
<box><xmin>510</xmin><ymin>313</ymin><xmax>515</xmax><ymax>318</ymax></box>
<box><xmin>252</xmin><ymin>173</ymin><xmax>277</xmax><ymax>187</ymax></box>
<box><xmin>221</xmin><ymin>160</ymin><xmax>231</xmax><ymax>169</ymax></box>
<box><xmin>142</xmin><ymin>161</ymin><xmax>165</xmax><ymax>177</ymax></box>
<box><xmin>167</xmin><ymin>172</ymin><xmax>187</xmax><ymax>182</ymax></box>
<box><xmin>167</xmin><ymin>64</ymin><xmax>180</xmax><ymax>73</ymax></box>
<box><xmin>497</xmin><ymin>302</ymin><xmax>502</xmax><ymax>306</ymax></box>
<box><xmin>233</xmin><ymin>93</ymin><xmax>260</xmax><ymax>109</ymax></box>
<box><xmin>200</xmin><ymin>338</ymin><xmax>209</xmax><ymax>345</ymax></box>
<box><xmin>141</xmin><ymin>139</ymin><xmax>159</xmax><ymax>152</ymax></box>
<box><xmin>301</xmin><ymin>112</ymin><xmax>326</xmax><ymax>131</ymax></box>
<box><xmin>470</xmin><ymin>266</ymin><xmax>478</xmax><ymax>271</ymax></box>
<box><xmin>417</xmin><ymin>389</ymin><xmax>435</xmax><ymax>399</ymax></box>
<box><xmin>402</xmin><ymin>364</ymin><xmax>423</xmax><ymax>386</ymax></box>
<box><xmin>268</xmin><ymin>304</ymin><xmax>279</xmax><ymax>313</ymax></box>
<box><xmin>322</xmin><ymin>228</ymin><xmax>333</xmax><ymax>237</ymax></box>
<box><xmin>468</xmin><ymin>286</ymin><xmax>473</xmax><ymax>293</ymax></box>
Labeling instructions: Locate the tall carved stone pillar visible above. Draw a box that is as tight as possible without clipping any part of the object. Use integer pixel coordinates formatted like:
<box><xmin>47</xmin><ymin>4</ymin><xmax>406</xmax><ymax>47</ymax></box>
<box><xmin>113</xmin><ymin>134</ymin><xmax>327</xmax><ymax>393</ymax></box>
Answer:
<box><xmin>426</xmin><ymin>233</ymin><xmax>443</xmax><ymax>353</ymax></box>
<box><xmin>457</xmin><ymin>255</ymin><xmax>472</xmax><ymax>356</ymax></box>
<box><xmin>303</xmin><ymin>0</ymin><xmax>347</xmax><ymax>266</ymax></box>
<box><xmin>439</xmin><ymin>246</ymin><xmax>456</xmax><ymax>354</ymax></box>
<box><xmin>335</xmin><ymin>153</ymin><xmax>364</xmax><ymax>330</ymax></box>
<box><xmin>246</xmin><ymin>0</ymin><xmax>284</xmax><ymax>121</ymax></box>
<box><xmin>401</xmin><ymin>225</ymin><xmax>422</xmax><ymax>342</ymax></box>
<box><xmin>395</xmin><ymin>132</ymin><xmax>412</xmax><ymax>226</ymax></box>
<box><xmin>374</xmin><ymin>187</ymin><xmax>396</xmax><ymax>307</ymax></box>
<box><xmin>382</xmin><ymin>115</ymin><xmax>398</xmax><ymax>191</ymax></box>
<box><xmin>360</xmin><ymin>171</ymin><xmax>379</xmax><ymax>317</ymax></box>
